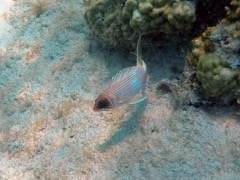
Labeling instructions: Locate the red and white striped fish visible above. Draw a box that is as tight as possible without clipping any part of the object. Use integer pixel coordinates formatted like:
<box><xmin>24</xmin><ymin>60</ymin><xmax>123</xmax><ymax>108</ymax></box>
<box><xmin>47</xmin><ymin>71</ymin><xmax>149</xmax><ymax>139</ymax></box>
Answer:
<box><xmin>93</xmin><ymin>36</ymin><xmax>148</xmax><ymax>112</ymax></box>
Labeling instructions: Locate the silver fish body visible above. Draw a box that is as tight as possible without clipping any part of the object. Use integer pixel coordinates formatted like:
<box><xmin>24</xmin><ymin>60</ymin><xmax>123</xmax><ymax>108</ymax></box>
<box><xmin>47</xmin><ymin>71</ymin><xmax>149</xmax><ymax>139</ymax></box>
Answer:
<box><xmin>93</xmin><ymin>36</ymin><xmax>148</xmax><ymax>112</ymax></box>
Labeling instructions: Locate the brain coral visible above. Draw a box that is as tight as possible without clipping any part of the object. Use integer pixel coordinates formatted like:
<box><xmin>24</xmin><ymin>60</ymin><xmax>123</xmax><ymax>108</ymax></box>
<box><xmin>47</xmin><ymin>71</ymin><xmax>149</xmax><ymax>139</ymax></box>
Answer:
<box><xmin>84</xmin><ymin>0</ymin><xmax>196</xmax><ymax>48</ymax></box>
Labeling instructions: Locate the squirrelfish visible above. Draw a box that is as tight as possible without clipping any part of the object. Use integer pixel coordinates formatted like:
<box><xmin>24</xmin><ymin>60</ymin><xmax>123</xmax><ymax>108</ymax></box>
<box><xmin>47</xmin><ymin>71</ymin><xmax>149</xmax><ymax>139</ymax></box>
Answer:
<box><xmin>93</xmin><ymin>36</ymin><xmax>148</xmax><ymax>112</ymax></box>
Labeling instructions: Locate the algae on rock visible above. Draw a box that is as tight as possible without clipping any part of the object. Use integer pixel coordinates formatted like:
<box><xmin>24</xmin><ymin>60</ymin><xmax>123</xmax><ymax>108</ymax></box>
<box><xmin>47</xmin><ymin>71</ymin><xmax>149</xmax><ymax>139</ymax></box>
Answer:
<box><xmin>187</xmin><ymin>0</ymin><xmax>240</xmax><ymax>103</ymax></box>
<box><xmin>197</xmin><ymin>54</ymin><xmax>240</xmax><ymax>98</ymax></box>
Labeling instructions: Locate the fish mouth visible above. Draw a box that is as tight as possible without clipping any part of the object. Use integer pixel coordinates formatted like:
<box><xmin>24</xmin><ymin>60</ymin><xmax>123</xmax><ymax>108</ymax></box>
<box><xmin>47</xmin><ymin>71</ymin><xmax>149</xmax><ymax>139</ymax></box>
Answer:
<box><xmin>93</xmin><ymin>104</ymin><xmax>99</xmax><ymax>112</ymax></box>
<box><xmin>93</xmin><ymin>104</ymin><xmax>104</xmax><ymax>112</ymax></box>
<box><xmin>93</xmin><ymin>108</ymin><xmax>100</xmax><ymax>112</ymax></box>
<box><xmin>93</xmin><ymin>106</ymin><xmax>108</xmax><ymax>112</ymax></box>
<box><xmin>93</xmin><ymin>96</ymin><xmax>112</xmax><ymax>112</ymax></box>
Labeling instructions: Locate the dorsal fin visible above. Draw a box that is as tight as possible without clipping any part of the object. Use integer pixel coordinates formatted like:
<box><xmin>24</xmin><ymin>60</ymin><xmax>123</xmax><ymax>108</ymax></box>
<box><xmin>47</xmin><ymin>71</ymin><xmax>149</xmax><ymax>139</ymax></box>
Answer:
<box><xmin>136</xmin><ymin>35</ymin><xmax>142</xmax><ymax>66</ymax></box>
<box><xmin>111</xmin><ymin>67</ymin><xmax>135</xmax><ymax>84</ymax></box>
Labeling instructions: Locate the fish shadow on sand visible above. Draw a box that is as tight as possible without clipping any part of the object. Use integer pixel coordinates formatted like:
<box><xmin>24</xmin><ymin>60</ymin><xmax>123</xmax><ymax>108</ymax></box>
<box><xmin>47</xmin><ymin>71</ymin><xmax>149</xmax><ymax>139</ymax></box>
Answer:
<box><xmin>97</xmin><ymin>100</ymin><xmax>147</xmax><ymax>152</ymax></box>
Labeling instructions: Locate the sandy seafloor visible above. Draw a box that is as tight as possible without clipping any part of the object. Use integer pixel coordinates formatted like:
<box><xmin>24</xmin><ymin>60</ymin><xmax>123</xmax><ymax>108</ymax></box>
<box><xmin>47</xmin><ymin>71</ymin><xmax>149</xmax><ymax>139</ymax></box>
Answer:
<box><xmin>0</xmin><ymin>0</ymin><xmax>239</xmax><ymax>179</ymax></box>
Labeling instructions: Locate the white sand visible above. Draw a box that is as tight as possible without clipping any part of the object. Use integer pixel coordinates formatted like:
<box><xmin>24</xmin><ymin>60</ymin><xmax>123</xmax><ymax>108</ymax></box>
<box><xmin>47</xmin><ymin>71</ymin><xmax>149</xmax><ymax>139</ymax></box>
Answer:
<box><xmin>0</xmin><ymin>0</ymin><xmax>239</xmax><ymax>179</ymax></box>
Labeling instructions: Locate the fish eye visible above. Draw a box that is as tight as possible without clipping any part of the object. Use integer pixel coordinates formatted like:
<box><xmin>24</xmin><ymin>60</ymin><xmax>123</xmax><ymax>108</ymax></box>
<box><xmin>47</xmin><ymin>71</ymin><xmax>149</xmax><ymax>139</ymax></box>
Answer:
<box><xmin>97</xmin><ymin>100</ymin><xmax>110</xmax><ymax>109</ymax></box>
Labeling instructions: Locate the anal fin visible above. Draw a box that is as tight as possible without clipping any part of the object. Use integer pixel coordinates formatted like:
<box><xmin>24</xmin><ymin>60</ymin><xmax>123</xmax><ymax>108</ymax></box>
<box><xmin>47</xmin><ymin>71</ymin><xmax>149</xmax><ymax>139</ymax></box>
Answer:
<box><xmin>129</xmin><ymin>96</ymin><xmax>147</xmax><ymax>105</ymax></box>
<box><xmin>129</xmin><ymin>93</ymin><xmax>147</xmax><ymax>105</ymax></box>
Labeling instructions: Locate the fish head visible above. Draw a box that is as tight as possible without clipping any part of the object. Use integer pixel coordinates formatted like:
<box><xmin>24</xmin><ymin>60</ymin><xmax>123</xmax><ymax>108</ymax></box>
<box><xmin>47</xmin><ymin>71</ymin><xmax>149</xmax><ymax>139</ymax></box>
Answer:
<box><xmin>93</xmin><ymin>94</ymin><xmax>114</xmax><ymax>112</ymax></box>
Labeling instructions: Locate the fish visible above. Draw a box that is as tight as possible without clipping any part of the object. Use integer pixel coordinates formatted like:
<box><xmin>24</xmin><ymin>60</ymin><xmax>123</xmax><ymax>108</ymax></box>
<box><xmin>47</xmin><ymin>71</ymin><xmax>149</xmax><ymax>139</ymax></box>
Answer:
<box><xmin>93</xmin><ymin>36</ymin><xmax>148</xmax><ymax>112</ymax></box>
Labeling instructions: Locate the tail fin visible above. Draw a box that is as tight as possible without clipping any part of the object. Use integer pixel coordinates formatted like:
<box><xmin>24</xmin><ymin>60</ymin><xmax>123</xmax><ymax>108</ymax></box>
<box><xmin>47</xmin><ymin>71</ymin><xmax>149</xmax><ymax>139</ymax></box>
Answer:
<box><xmin>136</xmin><ymin>35</ymin><xmax>143</xmax><ymax>66</ymax></box>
